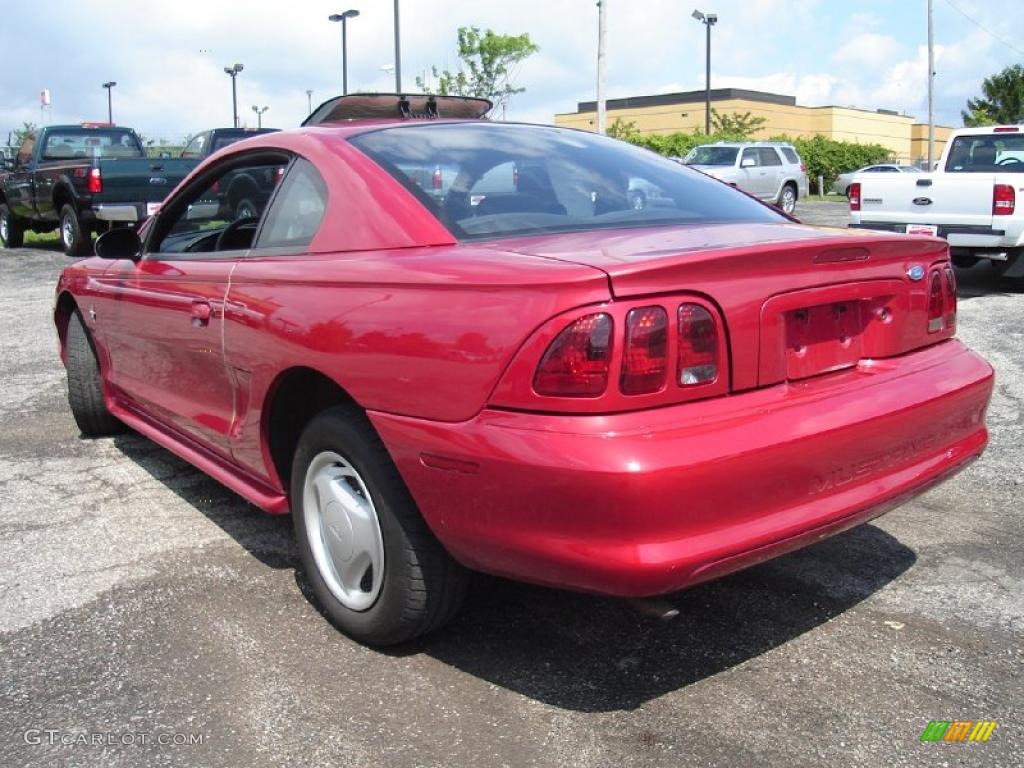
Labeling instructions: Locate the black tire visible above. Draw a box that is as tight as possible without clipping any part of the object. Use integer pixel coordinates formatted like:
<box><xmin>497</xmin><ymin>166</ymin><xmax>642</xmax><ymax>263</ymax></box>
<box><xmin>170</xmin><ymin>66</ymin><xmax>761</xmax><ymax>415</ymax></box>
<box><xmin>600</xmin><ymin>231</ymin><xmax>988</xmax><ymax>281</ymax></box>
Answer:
<box><xmin>66</xmin><ymin>311</ymin><xmax>123</xmax><ymax>436</ymax></box>
<box><xmin>0</xmin><ymin>202</ymin><xmax>25</xmax><ymax>248</ymax></box>
<box><xmin>291</xmin><ymin>405</ymin><xmax>467</xmax><ymax>645</ymax></box>
<box><xmin>60</xmin><ymin>204</ymin><xmax>91</xmax><ymax>257</ymax></box>
<box><xmin>951</xmin><ymin>254</ymin><xmax>977</xmax><ymax>269</ymax></box>
<box><xmin>778</xmin><ymin>183</ymin><xmax>798</xmax><ymax>214</ymax></box>
<box><xmin>234</xmin><ymin>198</ymin><xmax>258</xmax><ymax>220</ymax></box>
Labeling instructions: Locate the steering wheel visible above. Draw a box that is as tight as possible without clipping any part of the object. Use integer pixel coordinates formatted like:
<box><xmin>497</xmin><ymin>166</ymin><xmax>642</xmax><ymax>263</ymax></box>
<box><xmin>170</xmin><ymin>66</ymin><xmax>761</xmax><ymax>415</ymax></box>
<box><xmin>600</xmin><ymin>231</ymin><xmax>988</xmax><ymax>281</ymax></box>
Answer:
<box><xmin>996</xmin><ymin>157</ymin><xmax>1022</xmax><ymax>166</ymax></box>
<box><xmin>215</xmin><ymin>216</ymin><xmax>259</xmax><ymax>251</ymax></box>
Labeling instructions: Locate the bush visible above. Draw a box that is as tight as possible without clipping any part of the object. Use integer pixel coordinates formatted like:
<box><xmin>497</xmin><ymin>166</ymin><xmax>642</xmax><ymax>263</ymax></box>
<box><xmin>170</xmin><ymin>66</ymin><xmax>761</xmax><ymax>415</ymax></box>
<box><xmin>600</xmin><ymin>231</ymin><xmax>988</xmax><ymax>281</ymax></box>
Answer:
<box><xmin>619</xmin><ymin>130</ymin><xmax>893</xmax><ymax>188</ymax></box>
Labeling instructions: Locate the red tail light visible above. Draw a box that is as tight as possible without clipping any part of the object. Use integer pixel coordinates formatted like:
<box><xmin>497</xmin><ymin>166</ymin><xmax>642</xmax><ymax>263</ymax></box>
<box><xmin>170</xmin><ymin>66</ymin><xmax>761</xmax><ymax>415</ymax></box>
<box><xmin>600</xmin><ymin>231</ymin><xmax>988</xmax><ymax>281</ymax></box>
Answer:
<box><xmin>848</xmin><ymin>182</ymin><xmax>861</xmax><ymax>211</ymax></box>
<box><xmin>799</xmin><ymin>163</ymin><xmax>807</xmax><ymax>173</ymax></box>
<box><xmin>533</xmin><ymin>313</ymin><xmax>613</xmax><ymax>396</ymax></box>
<box><xmin>678</xmin><ymin>304</ymin><xmax>719</xmax><ymax>385</ymax></box>
<box><xmin>927</xmin><ymin>270</ymin><xmax>944</xmax><ymax>333</ymax></box>
<box><xmin>432</xmin><ymin>165</ymin><xmax>443</xmax><ymax>190</ymax></box>
<box><xmin>943</xmin><ymin>265</ymin><xmax>957</xmax><ymax>331</ymax></box>
<box><xmin>87</xmin><ymin>167</ymin><xmax>102</xmax><ymax>194</ymax></box>
<box><xmin>620</xmin><ymin>306</ymin><xmax>668</xmax><ymax>395</ymax></box>
<box><xmin>993</xmin><ymin>184</ymin><xmax>1015</xmax><ymax>215</ymax></box>
<box><xmin>211</xmin><ymin>180</ymin><xmax>220</xmax><ymax>193</ymax></box>
<box><xmin>274</xmin><ymin>166</ymin><xmax>285</xmax><ymax>185</ymax></box>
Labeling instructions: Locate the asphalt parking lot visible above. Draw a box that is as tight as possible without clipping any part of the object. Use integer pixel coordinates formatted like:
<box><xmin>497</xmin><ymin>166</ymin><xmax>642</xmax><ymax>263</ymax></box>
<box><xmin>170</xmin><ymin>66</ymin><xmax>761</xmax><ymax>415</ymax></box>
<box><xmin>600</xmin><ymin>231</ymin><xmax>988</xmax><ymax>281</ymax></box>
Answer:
<box><xmin>1</xmin><ymin>202</ymin><xmax>1021</xmax><ymax>767</ymax></box>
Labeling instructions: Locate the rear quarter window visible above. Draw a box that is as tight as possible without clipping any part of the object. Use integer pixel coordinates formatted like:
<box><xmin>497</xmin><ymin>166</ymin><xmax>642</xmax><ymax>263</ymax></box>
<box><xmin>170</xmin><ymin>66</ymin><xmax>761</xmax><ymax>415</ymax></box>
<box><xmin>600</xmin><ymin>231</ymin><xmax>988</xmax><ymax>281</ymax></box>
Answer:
<box><xmin>780</xmin><ymin>147</ymin><xmax>800</xmax><ymax>164</ymax></box>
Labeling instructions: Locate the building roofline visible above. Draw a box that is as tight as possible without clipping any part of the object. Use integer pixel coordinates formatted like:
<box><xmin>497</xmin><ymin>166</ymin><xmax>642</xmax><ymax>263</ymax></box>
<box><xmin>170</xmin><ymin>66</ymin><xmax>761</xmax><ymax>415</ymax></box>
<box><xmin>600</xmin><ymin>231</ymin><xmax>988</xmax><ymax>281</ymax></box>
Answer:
<box><xmin>574</xmin><ymin>88</ymin><xmax>796</xmax><ymax>113</ymax></box>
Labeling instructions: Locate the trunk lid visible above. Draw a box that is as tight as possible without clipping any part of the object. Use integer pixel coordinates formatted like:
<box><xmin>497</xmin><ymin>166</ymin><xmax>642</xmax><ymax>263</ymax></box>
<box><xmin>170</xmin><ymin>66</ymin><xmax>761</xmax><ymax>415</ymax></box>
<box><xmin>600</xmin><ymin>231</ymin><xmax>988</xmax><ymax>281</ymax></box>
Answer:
<box><xmin>495</xmin><ymin>222</ymin><xmax>953</xmax><ymax>391</ymax></box>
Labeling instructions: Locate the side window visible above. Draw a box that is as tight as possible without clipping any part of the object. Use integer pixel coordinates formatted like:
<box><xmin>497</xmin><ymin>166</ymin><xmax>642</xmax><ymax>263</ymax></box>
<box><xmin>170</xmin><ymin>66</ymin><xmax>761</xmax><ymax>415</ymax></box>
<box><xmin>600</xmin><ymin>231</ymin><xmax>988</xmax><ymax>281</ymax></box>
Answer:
<box><xmin>758</xmin><ymin>148</ymin><xmax>783</xmax><ymax>166</ymax></box>
<box><xmin>181</xmin><ymin>133</ymin><xmax>207</xmax><ymax>159</ymax></box>
<box><xmin>254</xmin><ymin>158</ymin><xmax>328</xmax><ymax>249</ymax></box>
<box><xmin>740</xmin><ymin>148</ymin><xmax>760</xmax><ymax>167</ymax></box>
<box><xmin>881</xmin><ymin>166</ymin><xmax>899</xmax><ymax>172</ymax></box>
<box><xmin>149</xmin><ymin>156</ymin><xmax>289</xmax><ymax>255</ymax></box>
<box><xmin>864</xmin><ymin>166</ymin><xmax>882</xmax><ymax>173</ymax></box>
<box><xmin>16</xmin><ymin>136</ymin><xmax>35</xmax><ymax>166</ymax></box>
<box><xmin>780</xmin><ymin>147</ymin><xmax>800</xmax><ymax>164</ymax></box>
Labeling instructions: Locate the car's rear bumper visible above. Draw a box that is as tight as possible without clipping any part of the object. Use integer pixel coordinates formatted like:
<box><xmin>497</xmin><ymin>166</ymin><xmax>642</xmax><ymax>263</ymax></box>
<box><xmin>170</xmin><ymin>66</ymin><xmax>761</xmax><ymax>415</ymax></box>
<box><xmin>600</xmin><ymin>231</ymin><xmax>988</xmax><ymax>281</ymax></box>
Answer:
<box><xmin>370</xmin><ymin>340</ymin><xmax>993</xmax><ymax>597</ymax></box>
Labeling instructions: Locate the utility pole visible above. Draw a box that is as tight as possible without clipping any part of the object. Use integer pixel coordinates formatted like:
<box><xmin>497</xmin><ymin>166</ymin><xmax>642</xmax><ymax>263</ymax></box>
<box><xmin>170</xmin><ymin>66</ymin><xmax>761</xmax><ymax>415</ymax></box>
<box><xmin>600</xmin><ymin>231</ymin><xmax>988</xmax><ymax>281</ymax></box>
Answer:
<box><xmin>927</xmin><ymin>0</ymin><xmax>935</xmax><ymax>168</ymax></box>
<box><xmin>393</xmin><ymin>0</ymin><xmax>402</xmax><ymax>92</ymax></box>
<box><xmin>102</xmin><ymin>81</ymin><xmax>116</xmax><ymax>124</ymax></box>
<box><xmin>306</xmin><ymin>89</ymin><xmax>313</xmax><ymax>115</ymax></box>
<box><xmin>596</xmin><ymin>1</ymin><xmax>607</xmax><ymax>135</ymax></box>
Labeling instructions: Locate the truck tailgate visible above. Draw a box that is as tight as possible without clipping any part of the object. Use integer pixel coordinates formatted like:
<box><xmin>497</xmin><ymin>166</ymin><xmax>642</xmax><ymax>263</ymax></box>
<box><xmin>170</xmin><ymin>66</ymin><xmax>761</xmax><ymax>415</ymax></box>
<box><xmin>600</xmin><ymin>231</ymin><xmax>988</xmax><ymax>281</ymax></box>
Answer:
<box><xmin>857</xmin><ymin>174</ymin><xmax>996</xmax><ymax>228</ymax></box>
<box><xmin>94</xmin><ymin>158</ymin><xmax>198</xmax><ymax>203</ymax></box>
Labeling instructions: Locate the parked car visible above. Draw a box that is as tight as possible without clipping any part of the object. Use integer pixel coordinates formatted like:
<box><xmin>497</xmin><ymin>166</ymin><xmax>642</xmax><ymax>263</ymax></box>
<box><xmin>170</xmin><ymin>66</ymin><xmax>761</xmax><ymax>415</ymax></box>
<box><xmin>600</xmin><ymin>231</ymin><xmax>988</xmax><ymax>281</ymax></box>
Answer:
<box><xmin>849</xmin><ymin>124</ymin><xmax>1024</xmax><ymax>277</ymax></box>
<box><xmin>0</xmin><ymin>124</ymin><xmax>198</xmax><ymax>255</ymax></box>
<box><xmin>682</xmin><ymin>141</ymin><xmax>809</xmax><ymax>214</ymax></box>
<box><xmin>831</xmin><ymin>163</ymin><xmax>921</xmax><ymax>196</ymax></box>
<box><xmin>55</xmin><ymin>94</ymin><xmax>993</xmax><ymax>645</ymax></box>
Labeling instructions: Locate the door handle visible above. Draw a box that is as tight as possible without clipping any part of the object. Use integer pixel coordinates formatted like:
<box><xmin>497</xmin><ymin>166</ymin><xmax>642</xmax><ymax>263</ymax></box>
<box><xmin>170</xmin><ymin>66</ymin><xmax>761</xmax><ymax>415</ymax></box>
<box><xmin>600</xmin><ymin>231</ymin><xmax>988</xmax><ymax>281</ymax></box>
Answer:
<box><xmin>191</xmin><ymin>300</ymin><xmax>212</xmax><ymax>327</ymax></box>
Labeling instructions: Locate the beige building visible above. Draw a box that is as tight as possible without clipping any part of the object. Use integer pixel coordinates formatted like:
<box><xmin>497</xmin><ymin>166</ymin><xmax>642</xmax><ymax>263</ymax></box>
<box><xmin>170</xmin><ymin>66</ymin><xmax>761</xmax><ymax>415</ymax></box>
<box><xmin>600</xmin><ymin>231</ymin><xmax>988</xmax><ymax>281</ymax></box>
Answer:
<box><xmin>554</xmin><ymin>88</ymin><xmax>954</xmax><ymax>164</ymax></box>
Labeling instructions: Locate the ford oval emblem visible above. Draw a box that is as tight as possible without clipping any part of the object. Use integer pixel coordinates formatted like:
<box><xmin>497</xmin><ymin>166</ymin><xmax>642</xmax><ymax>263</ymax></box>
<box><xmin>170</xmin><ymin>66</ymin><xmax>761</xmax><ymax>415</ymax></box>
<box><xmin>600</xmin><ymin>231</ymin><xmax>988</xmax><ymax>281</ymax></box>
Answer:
<box><xmin>907</xmin><ymin>265</ymin><xmax>926</xmax><ymax>281</ymax></box>
<box><xmin>912</xmin><ymin>197</ymin><xmax>933</xmax><ymax>206</ymax></box>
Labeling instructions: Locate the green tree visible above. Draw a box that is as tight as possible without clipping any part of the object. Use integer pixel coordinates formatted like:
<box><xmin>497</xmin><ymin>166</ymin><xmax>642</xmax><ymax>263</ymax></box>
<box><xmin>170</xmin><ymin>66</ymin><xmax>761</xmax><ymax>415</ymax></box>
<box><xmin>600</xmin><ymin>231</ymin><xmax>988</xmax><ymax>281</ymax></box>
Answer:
<box><xmin>962</xmin><ymin>64</ymin><xmax>1024</xmax><ymax>126</ymax></box>
<box><xmin>416</xmin><ymin>27</ymin><xmax>539</xmax><ymax>113</ymax></box>
<box><xmin>710</xmin><ymin>109</ymin><xmax>767</xmax><ymax>137</ymax></box>
<box><xmin>606</xmin><ymin>117</ymin><xmax>639</xmax><ymax>140</ymax></box>
<box><xmin>12</xmin><ymin>121</ymin><xmax>37</xmax><ymax>145</ymax></box>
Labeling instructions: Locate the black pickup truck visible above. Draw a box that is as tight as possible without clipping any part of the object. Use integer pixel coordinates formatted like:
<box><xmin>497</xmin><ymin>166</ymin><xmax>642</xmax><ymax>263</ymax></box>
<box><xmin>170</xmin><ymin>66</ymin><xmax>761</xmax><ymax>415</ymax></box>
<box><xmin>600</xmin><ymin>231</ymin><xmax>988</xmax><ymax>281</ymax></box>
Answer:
<box><xmin>0</xmin><ymin>124</ymin><xmax>197</xmax><ymax>255</ymax></box>
<box><xmin>181</xmin><ymin>127</ymin><xmax>279</xmax><ymax>218</ymax></box>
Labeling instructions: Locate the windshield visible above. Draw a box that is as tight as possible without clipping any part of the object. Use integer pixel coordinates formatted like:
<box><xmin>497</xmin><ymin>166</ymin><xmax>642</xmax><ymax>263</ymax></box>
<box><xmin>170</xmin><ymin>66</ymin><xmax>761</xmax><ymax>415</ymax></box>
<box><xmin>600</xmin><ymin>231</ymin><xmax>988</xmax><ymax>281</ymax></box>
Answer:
<box><xmin>944</xmin><ymin>134</ymin><xmax>1024</xmax><ymax>173</ymax></box>
<box><xmin>683</xmin><ymin>146</ymin><xmax>739</xmax><ymax>166</ymax></box>
<box><xmin>350</xmin><ymin>124</ymin><xmax>783</xmax><ymax>241</ymax></box>
<box><xmin>40</xmin><ymin>129</ymin><xmax>144</xmax><ymax>161</ymax></box>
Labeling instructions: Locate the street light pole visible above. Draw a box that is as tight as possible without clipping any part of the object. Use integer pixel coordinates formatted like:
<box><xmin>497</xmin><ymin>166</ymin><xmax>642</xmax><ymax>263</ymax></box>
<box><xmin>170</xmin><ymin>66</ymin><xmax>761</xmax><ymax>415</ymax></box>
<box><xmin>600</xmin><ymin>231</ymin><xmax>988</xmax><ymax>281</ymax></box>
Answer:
<box><xmin>251</xmin><ymin>105</ymin><xmax>269</xmax><ymax>129</ymax></box>
<box><xmin>329</xmin><ymin>10</ymin><xmax>360</xmax><ymax>95</ymax></box>
<box><xmin>223</xmin><ymin>63</ymin><xmax>244</xmax><ymax>128</ymax></box>
<box><xmin>927</xmin><ymin>0</ymin><xmax>935</xmax><ymax>168</ymax></box>
<box><xmin>393</xmin><ymin>0</ymin><xmax>402</xmax><ymax>92</ymax></box>
<box><xmin>306</xmin><ymin>89</ymin><xmax>313</xmax><ymax>114</ymax></box>
<box><xmin>102</xmin><ymin>81</ymin><xmax>117</xmax><ymax>124</ymax></box>
<box><xmin>596</xmin><ymin>1</ymin><xmax>607</xmax><ymax>135</ymax></box>
<box><xmin>692</xmin><ymin>9</ymin><xmax>717</xmax><ymax>135</ymax></box>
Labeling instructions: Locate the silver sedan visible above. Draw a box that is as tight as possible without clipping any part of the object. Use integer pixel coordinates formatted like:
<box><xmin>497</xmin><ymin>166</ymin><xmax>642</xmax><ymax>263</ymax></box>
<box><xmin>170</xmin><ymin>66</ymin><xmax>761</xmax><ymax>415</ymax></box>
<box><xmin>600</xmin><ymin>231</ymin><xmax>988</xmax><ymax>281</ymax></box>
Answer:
<box><xmin>831</xmin><ymin>164</ymin><xmax>922</xmax><ymax>196</ymax></box>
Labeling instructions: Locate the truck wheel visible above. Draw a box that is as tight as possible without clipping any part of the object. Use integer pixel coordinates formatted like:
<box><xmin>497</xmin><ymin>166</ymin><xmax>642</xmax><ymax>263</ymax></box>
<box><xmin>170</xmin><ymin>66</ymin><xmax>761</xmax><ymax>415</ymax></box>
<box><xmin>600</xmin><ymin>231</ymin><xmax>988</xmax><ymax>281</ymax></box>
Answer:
<box><xmin>60</xmin><ymin>204</ymin><xmax>91</xmax><ymax>257</ymax></box>
<box><xmin>235</xmin><ymin>198</ymin><xmax>258</xmax><ymax>220</ymax></box>
<box><xmin>291</xmin><ymin>405</ymin><xmax>468</xmax><ymax>645</ymax></box>
<box><xmin>66</xmin><ymin>311</ymin><xmax>123</xmax><ymax>436</ymax></box>
<box><xmin>0</xmin><ymin>203</ymin><xmax>25</xmax><ymax>248</ymax></box>
<box><xmin>778</xmin><ymin>183</ymin><xmax>797</xmax><ymax>214</ymax></box>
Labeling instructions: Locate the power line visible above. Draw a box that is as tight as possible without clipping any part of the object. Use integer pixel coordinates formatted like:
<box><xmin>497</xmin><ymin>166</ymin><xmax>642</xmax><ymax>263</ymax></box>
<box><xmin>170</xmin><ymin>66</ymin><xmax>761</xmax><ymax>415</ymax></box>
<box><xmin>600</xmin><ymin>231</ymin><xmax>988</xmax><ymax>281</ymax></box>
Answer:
<box><xmin>940</xmin><ymin>0</ymin><xmax>1024</xmax><ymax>58</ymax></box>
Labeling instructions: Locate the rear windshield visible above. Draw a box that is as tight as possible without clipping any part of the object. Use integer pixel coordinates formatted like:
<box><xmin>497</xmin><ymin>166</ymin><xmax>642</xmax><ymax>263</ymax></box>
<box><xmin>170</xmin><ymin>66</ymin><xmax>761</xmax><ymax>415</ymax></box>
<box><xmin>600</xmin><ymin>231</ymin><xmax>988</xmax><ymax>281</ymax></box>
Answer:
<box><xmin>945</xmin><ymin>134</ymin><xmax>1024</xmax><ymax>172</ymax></box>
<box><xmin>682</xmin><ymin>146</ymin><xmax>739</xmax><ymax>166</ymax></box>
<box><xmin>41</xmin><ymin>129</ymin><xmax>144</xmax><ymax>161</ymax></box>
<box><xmin>350</xmin><ymin>124</ymin><xmax>783</xmax><ymax>241</ymax></box>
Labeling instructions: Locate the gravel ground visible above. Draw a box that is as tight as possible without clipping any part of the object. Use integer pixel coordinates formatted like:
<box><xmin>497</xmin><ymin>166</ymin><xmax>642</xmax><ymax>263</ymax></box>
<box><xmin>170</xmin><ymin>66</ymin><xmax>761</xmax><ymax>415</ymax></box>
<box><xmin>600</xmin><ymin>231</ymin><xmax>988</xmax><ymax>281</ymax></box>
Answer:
<box><xmin>1</xmin><ymin>204</ymin><xmax>1021</xmax><ymax>767</ymax></box>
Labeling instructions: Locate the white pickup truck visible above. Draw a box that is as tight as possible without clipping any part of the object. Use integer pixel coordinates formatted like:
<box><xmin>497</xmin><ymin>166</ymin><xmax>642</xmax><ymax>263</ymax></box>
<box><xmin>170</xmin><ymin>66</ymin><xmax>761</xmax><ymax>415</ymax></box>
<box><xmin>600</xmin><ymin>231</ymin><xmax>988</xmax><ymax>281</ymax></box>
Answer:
<box><xmin>848</xmin><ymin>125</ymin><xmax>1024</xmax><ymax>277</ymax></box>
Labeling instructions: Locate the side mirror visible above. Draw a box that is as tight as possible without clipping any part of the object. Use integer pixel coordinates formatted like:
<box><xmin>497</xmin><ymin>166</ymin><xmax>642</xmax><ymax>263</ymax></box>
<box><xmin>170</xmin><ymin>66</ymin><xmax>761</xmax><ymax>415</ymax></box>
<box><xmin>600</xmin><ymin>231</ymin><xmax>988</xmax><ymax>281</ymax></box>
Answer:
<box><xmin>95</xmin><ymin>226</ymin><xmax>142</xmax><ymax>260</ymax></box>
<box><xmin>740</xmin><ymin>157</ymin><xmax>756</xmax><ymax>168</ymax></box>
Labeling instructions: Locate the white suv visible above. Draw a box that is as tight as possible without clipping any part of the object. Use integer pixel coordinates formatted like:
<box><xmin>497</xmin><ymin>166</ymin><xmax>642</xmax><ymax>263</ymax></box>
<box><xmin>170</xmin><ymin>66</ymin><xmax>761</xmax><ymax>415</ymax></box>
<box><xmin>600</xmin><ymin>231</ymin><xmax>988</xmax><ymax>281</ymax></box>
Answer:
<box><xmin>682</xmin><ymin>141</ymin><xmax>809</xmax><ymax>214</ymax></box>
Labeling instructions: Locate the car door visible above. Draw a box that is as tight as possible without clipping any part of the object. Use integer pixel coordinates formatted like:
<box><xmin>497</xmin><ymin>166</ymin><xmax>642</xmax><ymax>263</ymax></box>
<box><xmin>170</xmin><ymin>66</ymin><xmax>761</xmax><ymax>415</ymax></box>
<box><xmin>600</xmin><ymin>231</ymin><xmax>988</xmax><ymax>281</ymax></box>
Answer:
<box><xmin>96</xmin><ymin>151</ymin><xmax>290</xmax><ymax>458</ymax></box>
<box><xmin>757</xmin><ymin>147</ymin><xmax>785</xmax><ymax>200</ymax></box>
<box><xmin>738</xmin><ymin>147</ymin><xmax>769</xmax><ymax>198</ymax></box>
<box><xmin>7</xmin><ymin>137</ymin><xmax>37</xmax><ymax>219</ymax></box>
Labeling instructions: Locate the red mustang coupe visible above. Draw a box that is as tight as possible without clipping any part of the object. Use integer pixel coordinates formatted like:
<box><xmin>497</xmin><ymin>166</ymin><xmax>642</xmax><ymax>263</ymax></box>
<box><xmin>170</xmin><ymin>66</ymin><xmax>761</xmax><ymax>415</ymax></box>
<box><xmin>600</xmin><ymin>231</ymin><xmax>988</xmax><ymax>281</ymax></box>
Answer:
<box><xmin>54</xmin><ymin>95</ymin><xmax>993</xmax><ymax>644</ymax></box>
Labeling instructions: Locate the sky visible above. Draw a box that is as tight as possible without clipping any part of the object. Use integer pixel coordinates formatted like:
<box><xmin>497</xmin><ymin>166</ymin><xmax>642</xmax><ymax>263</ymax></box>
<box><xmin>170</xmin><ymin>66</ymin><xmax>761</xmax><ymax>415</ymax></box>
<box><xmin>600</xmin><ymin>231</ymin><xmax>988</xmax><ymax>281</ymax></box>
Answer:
<box><xmin>1</xmin><ymin>0</ymin><xmax>1022</xmax><ymax>147</ymax></box>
